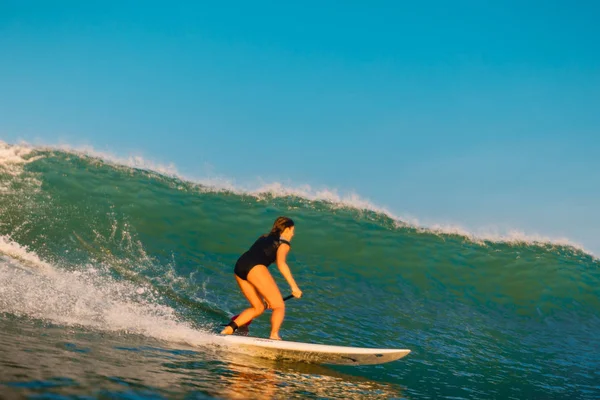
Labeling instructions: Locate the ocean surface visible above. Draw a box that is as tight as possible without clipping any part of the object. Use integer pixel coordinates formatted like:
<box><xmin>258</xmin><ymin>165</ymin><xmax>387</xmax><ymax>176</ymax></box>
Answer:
<box><xmin>0</xmin><ymin>141</ymin><xmax>598</xmax><ymax>399</ymax></box>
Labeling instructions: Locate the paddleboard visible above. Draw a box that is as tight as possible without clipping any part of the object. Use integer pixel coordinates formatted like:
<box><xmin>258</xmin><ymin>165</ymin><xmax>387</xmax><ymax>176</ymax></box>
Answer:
<box><xmin>211</xmin><ymin>335</ymin><xmax>410</xmax><ymax>366</ymax></box>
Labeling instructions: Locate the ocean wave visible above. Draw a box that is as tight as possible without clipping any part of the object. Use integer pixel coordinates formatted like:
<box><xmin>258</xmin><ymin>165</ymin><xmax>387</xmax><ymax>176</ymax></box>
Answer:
<box><xmin>0</xmin><ymin>140</ymin><xmax>595</xmax><ymax>258</ymax></box>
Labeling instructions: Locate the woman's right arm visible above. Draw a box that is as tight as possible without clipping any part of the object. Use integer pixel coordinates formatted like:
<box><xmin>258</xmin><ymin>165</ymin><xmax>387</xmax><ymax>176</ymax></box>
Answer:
<box><xmin>276</xmin><ymin>244</ymin><xmax>302</xmax><ymax>298</ymax></box>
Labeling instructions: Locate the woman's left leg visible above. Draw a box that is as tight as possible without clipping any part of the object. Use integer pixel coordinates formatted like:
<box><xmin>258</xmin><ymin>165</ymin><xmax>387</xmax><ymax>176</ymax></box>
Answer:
<box><xmin>220</xmin><ymin>274</ymin><xmax>266</xmax><ymax>335</ymax></box>
<box><xmin>246</xmin><ymin>265</ymin><xmax>285</xmax><ymax>339</ymax></box>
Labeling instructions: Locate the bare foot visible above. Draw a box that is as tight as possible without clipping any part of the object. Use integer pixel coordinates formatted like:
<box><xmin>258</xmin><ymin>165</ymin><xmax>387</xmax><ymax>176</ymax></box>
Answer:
<box><xmin>221</xmin><ymin>326</ymin><xmax>234</xmax><ymax>335</ymax></box>
<box><xmin>269</xmin><ymin>334</ymin><xmax>282</xmax><ymax>340</ymax></box>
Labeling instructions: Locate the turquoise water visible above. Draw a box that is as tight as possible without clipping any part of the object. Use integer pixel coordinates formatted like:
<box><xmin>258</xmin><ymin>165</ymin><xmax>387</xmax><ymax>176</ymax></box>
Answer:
<box><xmin>0</xmin><ymin>142</ymin><xmax>599</xmax><ymax>399</ymax></box>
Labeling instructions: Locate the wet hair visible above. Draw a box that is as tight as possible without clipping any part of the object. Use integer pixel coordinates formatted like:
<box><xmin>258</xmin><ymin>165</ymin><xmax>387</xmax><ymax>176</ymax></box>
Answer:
<box><xmin>263</xmin><ymin>216</ymin><xmax>295</xmax><ymax>238</ymax></box>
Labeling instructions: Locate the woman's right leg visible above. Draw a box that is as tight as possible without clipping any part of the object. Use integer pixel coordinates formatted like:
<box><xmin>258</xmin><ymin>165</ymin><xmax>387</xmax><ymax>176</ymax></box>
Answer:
<box><xmin>247</xmin><ymin>265</ymin><xmax>285</xmax><ymax>340</ymax></box>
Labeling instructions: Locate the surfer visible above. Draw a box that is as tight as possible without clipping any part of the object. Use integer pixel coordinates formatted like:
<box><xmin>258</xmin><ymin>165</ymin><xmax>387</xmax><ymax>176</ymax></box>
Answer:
<box><xmin>221</xmin><ymin>216</ymin><xmax>303</xmax><ymax>340</ymax></box>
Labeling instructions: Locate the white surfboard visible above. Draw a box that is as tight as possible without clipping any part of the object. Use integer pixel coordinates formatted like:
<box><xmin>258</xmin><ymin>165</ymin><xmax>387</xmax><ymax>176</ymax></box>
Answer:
<box><xmin>210</xmin><ymin>335</ymin><xmax>411</xmax><ymax>366</ymax></box>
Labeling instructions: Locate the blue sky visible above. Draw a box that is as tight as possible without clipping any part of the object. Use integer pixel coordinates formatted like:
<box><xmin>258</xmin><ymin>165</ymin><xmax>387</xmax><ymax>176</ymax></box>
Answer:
<box><xmin>1</xmin><ymin>1</ymin><xmax>599</xmax><ymax>253</ymax></box>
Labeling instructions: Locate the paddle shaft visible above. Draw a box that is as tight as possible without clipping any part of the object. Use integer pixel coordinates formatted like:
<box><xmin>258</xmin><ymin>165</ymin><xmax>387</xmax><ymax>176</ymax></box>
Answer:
<box><xmin>247</xmin><ymin>293</ymin><xmax>295</xmax><ymax>324</ymax></box>
<box><xmin>224</xmin><ymin>294</ymin><xmax>297</xmax><ymax>327</ymax></box>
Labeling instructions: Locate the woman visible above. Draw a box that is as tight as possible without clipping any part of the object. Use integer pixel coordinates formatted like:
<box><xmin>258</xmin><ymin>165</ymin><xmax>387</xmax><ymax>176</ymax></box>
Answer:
<box><xmin>221</xmin><ymin>216</ymin><xmax>303</xmax><ymax>340</ymax></box>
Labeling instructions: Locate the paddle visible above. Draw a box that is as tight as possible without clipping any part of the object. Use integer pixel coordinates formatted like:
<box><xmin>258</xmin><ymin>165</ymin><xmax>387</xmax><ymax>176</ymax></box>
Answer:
<box><xmin>224</xmin><ymin>293</ymin><xmax>297</xmax><ymax>330</ymax></box>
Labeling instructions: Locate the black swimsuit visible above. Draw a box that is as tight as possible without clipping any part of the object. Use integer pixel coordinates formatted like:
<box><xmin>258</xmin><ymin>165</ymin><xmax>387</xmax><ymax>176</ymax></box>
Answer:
<box><xmin>234</xmin><ymin>235</ymin><xmax>291</xmax><ymax>280</ymax></box>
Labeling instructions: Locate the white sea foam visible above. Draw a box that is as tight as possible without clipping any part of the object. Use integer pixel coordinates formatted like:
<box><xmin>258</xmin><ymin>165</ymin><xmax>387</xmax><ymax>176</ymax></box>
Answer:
<box><xmin>0</xmin><ymin>237</ymin><xmax>215</xmax><ymax>347</ymax></box>
<box><xmin>0</xmin><ymin>140</ymin><xmax>36</xmax><ymax>172</ymax></box>
<box><xmin>0</xmin><ymin>141</ymin><xmax>39</xmax><ymax>192</ymax></box>
<box><xmin>0</xmin><ymin>140</ymin><xmax>595</xmax><ymax>258</ymax></box>
<box><xmin>0</xmin><ymin>235</ymin><xmax>55</xmax><ymax>274</ymax></box>
<box><xmin>413</xmin><ymin>223</ymin><xmax>585</xmax><ymax>252</ymax></box>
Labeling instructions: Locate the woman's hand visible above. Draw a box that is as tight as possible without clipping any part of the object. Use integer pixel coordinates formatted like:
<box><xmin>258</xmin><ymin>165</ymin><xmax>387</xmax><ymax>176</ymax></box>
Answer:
<box><xmin>291</xmin><ymin>286</ymin><xmax>303</xmax><ymax>298</ymax></box>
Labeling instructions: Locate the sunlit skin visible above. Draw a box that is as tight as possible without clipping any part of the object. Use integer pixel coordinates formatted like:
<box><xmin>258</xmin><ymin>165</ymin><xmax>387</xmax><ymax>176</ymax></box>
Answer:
<box><xmin>221</xmin><ymin>225</ymin><xmax>302</xmax><ymax>340</ymax></box>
